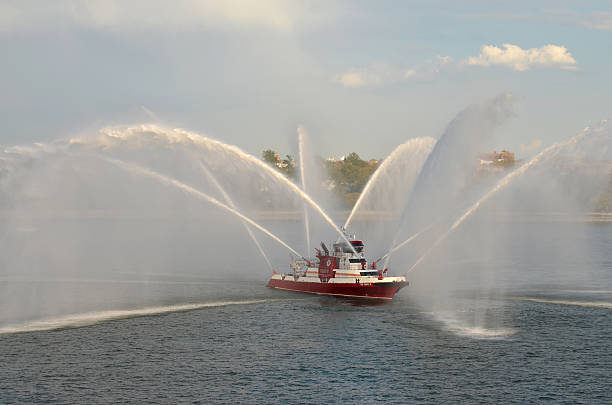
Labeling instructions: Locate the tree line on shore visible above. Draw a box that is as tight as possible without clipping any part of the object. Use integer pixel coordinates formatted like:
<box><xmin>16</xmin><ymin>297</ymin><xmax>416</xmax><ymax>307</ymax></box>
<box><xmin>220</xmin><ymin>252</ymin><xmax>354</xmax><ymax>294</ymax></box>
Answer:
<box><xmin>262</xmin><ymin>149</ymin><xmax>378</xmax><ymax>207</ymax></box>
<box><xmin>261</xmin><ymin>149</ymin><xmax>612</xmax><ymax>212</ymax></box>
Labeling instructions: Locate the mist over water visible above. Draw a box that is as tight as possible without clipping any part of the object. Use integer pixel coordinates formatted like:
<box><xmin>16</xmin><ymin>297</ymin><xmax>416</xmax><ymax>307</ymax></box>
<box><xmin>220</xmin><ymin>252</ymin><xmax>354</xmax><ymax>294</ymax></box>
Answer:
<box><xmin>0</xmin><ymin>98</ymin><xmax>610</xmax><ymax>340</ymax></box>
<box><xmin>346</xmin><ymin>95</ymin><xmax>610</xmax><ymax>334</ymax></box>
<box><xmin>297</xmin><ymin>127</ymin><xmax>312</xmax><ymax>256</ymax></box>
<box><xmin>294</xmin><ymin>126</ymin><xmax>346</xmax><ymax>254</ymax></box>
<box><xmin>393</xmin><ymin>119</ymin><xmax>611</xmax><ymax>334</ymax></box>
<box><xmin>344</xmin><ymin>136</ymin><xmax>435</xmax><ymax>256</ymax></box>
<box><xmin>386</xmin><ymin>94</ymin><xmax>518</xmax><ymax>252</ymax></box>
<box><xmin>0</xmin><ymin>125</ymin><xmax>314</xmax><ymax>325</ymax></box>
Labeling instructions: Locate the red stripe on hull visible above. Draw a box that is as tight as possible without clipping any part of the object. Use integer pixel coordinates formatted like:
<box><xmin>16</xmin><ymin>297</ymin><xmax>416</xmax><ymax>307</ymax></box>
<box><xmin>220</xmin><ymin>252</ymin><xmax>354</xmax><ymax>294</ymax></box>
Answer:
<box><xmin>267</xmin><ymin>279</ymin><xmax>405</xmax><ymax>299</ymax></box>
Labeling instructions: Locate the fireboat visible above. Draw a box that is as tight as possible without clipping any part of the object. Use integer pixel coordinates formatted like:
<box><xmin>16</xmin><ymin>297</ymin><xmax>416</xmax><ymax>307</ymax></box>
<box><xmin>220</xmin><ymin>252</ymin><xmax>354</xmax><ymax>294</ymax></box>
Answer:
<box><xmin>267</xmin><ymin>232</ymin><xmax>408</xmax><ymax>299</ymax></box>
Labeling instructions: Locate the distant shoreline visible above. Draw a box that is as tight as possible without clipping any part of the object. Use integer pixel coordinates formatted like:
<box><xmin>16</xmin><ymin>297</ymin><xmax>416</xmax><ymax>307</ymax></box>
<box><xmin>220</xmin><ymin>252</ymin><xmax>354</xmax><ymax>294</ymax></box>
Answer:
<box><xmin>1</xmin><ymin>210</ymin><xmax>610</xmax><ymax>223</ymax></box>
<box><xmin>252</xmin><ymin>211</ymin><xmax>612</xmax><ymax>223</ymax></box>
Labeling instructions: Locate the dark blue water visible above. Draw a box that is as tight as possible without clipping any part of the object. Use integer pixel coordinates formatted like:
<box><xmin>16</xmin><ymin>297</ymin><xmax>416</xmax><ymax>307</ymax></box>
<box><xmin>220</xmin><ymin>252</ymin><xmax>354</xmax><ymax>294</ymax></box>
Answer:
<box><xmin>1</xmin><ymin>222</ymin><xmax>611</xmax><ymax>404</ymax></box>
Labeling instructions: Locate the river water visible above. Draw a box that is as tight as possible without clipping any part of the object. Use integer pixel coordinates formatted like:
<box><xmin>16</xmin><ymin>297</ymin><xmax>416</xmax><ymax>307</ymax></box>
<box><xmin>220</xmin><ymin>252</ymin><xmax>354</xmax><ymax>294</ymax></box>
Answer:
<box><xmin>1</xmin><ymin>221</ymin><xmax>611</xmax><ymax>404</ymax></box>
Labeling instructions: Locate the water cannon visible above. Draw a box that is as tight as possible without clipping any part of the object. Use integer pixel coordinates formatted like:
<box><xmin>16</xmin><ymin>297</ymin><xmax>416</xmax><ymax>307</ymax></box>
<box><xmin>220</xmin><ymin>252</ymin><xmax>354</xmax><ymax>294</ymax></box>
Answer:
<box><xmin>320</xmin><ymin>242</ymin><xmax>329</xmax><ymax>256</ymax></box>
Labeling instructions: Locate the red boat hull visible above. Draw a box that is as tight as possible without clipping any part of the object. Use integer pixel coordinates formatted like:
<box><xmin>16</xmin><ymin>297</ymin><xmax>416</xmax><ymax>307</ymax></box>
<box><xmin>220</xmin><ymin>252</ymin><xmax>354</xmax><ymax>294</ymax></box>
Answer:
<box><xmin>267</xmin><ymin>278</ymin><xmax>407</xmax><ymax>299</ymax></box>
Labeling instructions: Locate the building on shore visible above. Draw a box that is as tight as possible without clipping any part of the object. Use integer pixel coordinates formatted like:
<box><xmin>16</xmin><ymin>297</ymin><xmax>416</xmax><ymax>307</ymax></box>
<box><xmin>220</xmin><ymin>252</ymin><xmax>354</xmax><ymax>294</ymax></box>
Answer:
<box><xmin>479</xmin><ymin>150</ymin><xmax>515</xmax><ymax>171</ymax></box>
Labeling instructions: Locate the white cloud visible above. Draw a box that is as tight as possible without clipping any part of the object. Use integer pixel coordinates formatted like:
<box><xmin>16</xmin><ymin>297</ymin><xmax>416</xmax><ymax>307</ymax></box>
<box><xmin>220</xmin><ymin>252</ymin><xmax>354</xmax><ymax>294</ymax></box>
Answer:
<box><xmin>75</xmin><ymin>0</ymin><xmax>297</xmax><ymax>31</ymax></box>
<box><xmin>334</xmin><ymin>63</ymin><xmax>399</xmax><ymax>88</ymax></box>
<box><xmin>404</xmin><ymin>69</ymin><xmax>417</xmax><ymax>79</ymax></box>
<box><xmin>466</xmin><ymin>44</ymin><xmax>577</xmax><ymax>71</ymax></box>
<box><xmin>0</xmin><ymin>0</ymin><xmax>324</xmax><ymax>32</ymax></box>
<box><xmin>576</xmin><ymin>11</ymin><xmax>612</xmax><ymax>31</ymax></box>
<box><xmin>333</xmin><ymin>43</ymin><xmax>578</xmax><ymax>89</ymax></box>
<box><xmin>436</xmin><ymin>55</ymin><xmax>454</xmax><ymax>66</ymax></box>
<box><xmin>0</xmin><ymin>4</ymin><xmax>22</xmax><ymax>32</ymax></box>
<box><xmin>520</xmin><ymin>139</ymin><xmax>543</xmax><ymax>154</ymax></box>
<box><xmin>335</xmin><ymin>55</ymin><xmax>454</xmax><ymax>88</ymax></box>
<box><xmin>462</xmin><ymin>10</ymin><xmax>612</xmax><ymax>31</ymax></box>
<box><xmin>338</xmin><ymin>72</ymin><xmax>366</xmax><ymax>88</ymax></box>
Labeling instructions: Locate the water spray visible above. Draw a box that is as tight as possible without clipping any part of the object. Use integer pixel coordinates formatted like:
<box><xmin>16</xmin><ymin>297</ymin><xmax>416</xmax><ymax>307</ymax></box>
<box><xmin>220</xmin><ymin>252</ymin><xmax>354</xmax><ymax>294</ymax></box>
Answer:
<box><xmin>377</xmin><ymin>223</ymin><xmax>436</xmax><ymax>266</ymax></box>
<box><xmin>298</xmin><ymin>127</ymin><xmax>311</xmax><ymax>256</ymax></box>
<box><xmin>100</xmin><ymin>156</ymin><xmax>305</xmax><ymax>259</ymax></box>
<box><xmin>92</xmin><ymin>125</ymin><xmax>357</xmax><ymax>254</ymax></box>
<box><xmin>344</xmin><ymin>137</ymin><xmax>435</xmax><ymax>229</ymax></box>
<box><xmin>405</xmin><ymin>122</ymin><xmax>607</xmax><ymax>274</ymax></box>
<box><xmin>383</xmin><ymin>94</ymin><xmax>517</xmax><ymax>269</ymax></box>
<box><xmin>198</xmin><ymin>160</ymin><xmax>274</xmax><ymax>271</ymax></box>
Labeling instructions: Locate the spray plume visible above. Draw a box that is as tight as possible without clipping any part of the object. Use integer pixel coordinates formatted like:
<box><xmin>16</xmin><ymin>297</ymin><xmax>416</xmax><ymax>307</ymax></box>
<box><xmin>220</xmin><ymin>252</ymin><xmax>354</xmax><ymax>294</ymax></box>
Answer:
<box><xmin>198</xmin><ymin>161</ymin><xmax>273</xmax><ymax>271</ymax></box>
<box><xmin>383</xmin><ymin>94</ymin><xmax>517</xmax><ymax>269</ymax></box>
<box><xmin>378</xmin><ymin>223</ymin><xmax>436</xmax><ymax>262</ymax></box>
<box><xmin>297</xmin><ymin>127</ymin><xmax>311</xmax><ymax>256</ymax></box>
<box><xmin>344</xmin><ymin>137</ymin><xmax>435</xmax><ymax>229</ymax></box>
<box><xmin>406</xmin><ymin>121</ymin><xmax>609</xmax><ymax>274</ymax></box>
<box><xmin>100</xmin><ymin>156</ymin><xmax>304</xmax><ymax>259</ymax></box>
<box><xmin>83</xmin><ymin>125</ymin><xmax>356</xmax><ymax>253</ymax></box>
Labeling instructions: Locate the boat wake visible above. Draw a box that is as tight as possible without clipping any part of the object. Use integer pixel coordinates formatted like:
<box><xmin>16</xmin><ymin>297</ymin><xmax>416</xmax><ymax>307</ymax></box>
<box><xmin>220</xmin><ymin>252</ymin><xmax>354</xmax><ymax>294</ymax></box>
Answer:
<box><xmin>512</xmin><ymin>297</ymin><xmax>612</xmax><ymax>309</ymax></box>
<box><xmin>0</xmin><ymin>299</ymin><xmax>271</xmax><ymax>335</ymax></box>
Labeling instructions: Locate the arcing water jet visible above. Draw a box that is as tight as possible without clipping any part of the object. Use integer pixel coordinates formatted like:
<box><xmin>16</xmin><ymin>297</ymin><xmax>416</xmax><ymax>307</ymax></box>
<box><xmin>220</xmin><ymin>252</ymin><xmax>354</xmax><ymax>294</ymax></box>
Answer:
<box><xmin>344</xmin><ymin>137</ymin><xmax>435</xmax><ymax>230</ymax></box>
<box><xmin>406</xmin><ymin>120</ymin><xmax>609</xmax><ymax>274</ymax></box>
<box><xmin>198</xmin><ymin>161</ymin><xmax>273</xmax><ymax>271</ymax></box>
<box><xmin>378</xmin><ymin>223</ymin><xmax>436</xmax><ymax>263</ymax></box>
<box><xmin>383</xmin><ymin>94</ymin><xmax>516</xmax><ymax>268</ymax></box>
<box><xmin>83</xmin><ymin>125</ymin><xmax>357</xmax><ymax>254</ymax></box>
<box><xmin>297</xmin><ymin>127</ymin><xmax>311</xmax><ymax>256</ymax></box>
<box><xmin>100</xmin><ymin>156</ymin><xmax>305</xmax><ymax>259</ymax></box>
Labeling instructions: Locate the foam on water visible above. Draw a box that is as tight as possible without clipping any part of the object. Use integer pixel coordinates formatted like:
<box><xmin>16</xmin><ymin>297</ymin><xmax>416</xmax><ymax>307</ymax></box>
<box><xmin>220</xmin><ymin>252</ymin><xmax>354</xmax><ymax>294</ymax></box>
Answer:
<box><xmin>429</xmin><ymin>312</ymin><xmax>518</xmax><ymax>339</ymax></box>
<box><xmin>446</xmin><ymin>325</ymin><xmax>519</xmax><ymax>339</ymax></box>
<box><xmin>0</xmin><ymin>299</ymin><xmax>271</xmax><ymax>335</ymax></box>
<box><xmin>513</xmin><ymin>297</ymin><xmax>612</xmax><ymax>309</ymax></box>
<box><xmin>557</xmin><ymin>290</ymin><xmax>612</xmax><ymax>294</ymax></box>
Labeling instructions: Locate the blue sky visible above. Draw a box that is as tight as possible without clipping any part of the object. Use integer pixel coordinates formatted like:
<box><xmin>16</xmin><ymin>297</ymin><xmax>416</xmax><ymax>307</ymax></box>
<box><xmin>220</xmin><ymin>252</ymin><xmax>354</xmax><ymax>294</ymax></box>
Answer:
<box><xmin>0</xmin><ymin>0</ymin><xmax>610</xmax><ymax>158</ymax></box>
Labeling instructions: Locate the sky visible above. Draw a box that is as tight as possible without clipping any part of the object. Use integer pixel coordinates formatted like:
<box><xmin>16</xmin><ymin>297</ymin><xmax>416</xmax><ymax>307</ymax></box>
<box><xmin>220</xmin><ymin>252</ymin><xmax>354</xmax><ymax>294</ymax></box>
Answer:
<box><xmin>0</xmin><ymin>0</ymin><xmax>611</xmax><ymax>158</ymax></box>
